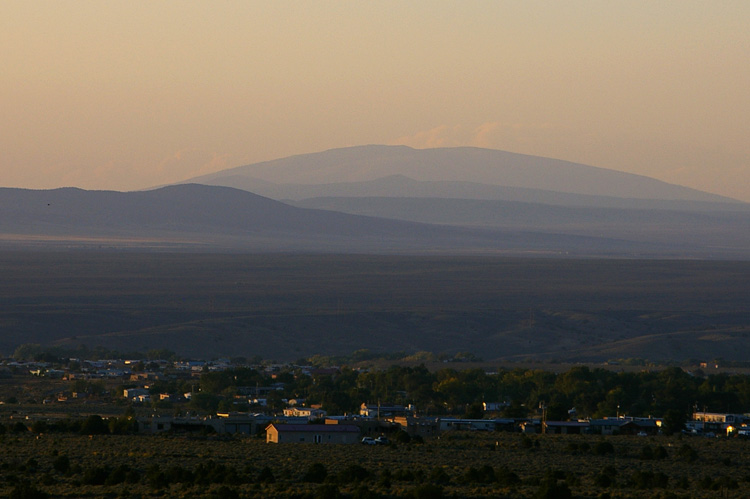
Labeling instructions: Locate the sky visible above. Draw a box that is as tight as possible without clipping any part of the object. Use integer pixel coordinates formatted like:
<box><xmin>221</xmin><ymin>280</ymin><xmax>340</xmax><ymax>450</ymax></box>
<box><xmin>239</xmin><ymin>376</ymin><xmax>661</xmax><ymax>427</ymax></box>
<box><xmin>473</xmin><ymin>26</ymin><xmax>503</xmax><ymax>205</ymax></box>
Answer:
<box><xmin>2</xmin><ymin>2</ymin><xmax>749</xmax><ymax>201</ymax></box>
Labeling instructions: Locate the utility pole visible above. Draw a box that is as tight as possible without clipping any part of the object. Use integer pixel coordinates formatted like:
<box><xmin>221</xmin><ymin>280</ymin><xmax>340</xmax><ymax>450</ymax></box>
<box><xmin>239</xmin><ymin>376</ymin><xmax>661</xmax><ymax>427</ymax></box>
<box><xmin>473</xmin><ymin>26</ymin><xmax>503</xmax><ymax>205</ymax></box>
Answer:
<box><xmin>539</xmin><ymin>401</ymin><xmax>547</xmax><ymax>434</ymax></box>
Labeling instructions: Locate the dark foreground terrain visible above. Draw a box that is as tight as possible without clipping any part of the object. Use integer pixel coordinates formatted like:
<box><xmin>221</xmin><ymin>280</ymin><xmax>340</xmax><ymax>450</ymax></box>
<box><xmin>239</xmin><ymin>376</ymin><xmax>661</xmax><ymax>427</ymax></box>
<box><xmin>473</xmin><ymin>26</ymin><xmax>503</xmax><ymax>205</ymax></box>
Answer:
<box><xmin>1</xmin><ymin>430</ymin><xmax>750</xmax><ymax>498</ymax></box>
<box><xmin>1</xmin><ymin>252</ymin><xmax>749</xmax><ymax>362</ymax></box>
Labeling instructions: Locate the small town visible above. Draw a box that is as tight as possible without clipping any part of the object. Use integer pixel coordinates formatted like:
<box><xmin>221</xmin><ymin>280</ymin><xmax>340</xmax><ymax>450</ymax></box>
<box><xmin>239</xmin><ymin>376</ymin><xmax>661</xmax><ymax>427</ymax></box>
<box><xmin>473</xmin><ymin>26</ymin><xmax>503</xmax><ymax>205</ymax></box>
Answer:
<box><xmin>4</xmin><ymin>352</ymin><xmax>750</xmax><ymax>439</ymax></box>
<box><xmin>3</xmin><ymin>350</ymin><xmax>750</xmax><ymax>497</ymax></box>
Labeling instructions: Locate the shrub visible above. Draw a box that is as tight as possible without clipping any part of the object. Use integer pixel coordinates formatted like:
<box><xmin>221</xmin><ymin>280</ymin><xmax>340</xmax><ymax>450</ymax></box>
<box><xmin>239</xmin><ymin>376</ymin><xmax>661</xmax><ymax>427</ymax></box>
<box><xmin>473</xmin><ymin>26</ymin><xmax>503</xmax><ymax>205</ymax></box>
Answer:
<box><xmin>82</xmin><ymin>466</ymin><xmax>110</xmax><ymax>485</ymax></box>
<box><xmin>105</xmin><ymin>465</ymin><xmax>130</xmax><ymax>485</ymax></box>
<box><xmin>12</xmin><ymin>421</ymin><xmax>28</xmax><ymax>434</ymax></box>
<box><xmin>52</xmin><ymin>455</ymin><xmax>70</xmax><ymax>474</ymax></box>
<box><xmin>629</xmin><ymin>470</ymin><xmax>669</xmax><ymax>489</ymax></box>
<box><xmin>462</xmin><ymin>465</ymin><xmax>496</xmax><ymax>484</ymax></box>
<box><xmin>257</xmin><ymin>466</ymin><xmax>275</xmax><ymax>483</ymax></box>
<box><xmin>352</xmin><ymin>484</ymin><xmax>380</xmax><ymax>499</ymax></box>
<box><xmin>302</xmin><ymin>462</ymin><xmax>327</xmax><ymax>483</ymax></box>
<box><xmin>496</xmin><ymin>466</ymin><xmax>521</xmax><ymax>487</ymax></box>
<box><xmin>428</xmin><ymin>467</ymin><xmax>450</xmax><ymax>484</ymax></box>
<box><xmin>593</xmin><ymin>472</ymin><xmax>613</xmax><ymax>488</ymax></box>
<box><xmin>30</xmin><ymin>421</ymin><xmax>48</xmax><ymax>434</ymax></box>
<box><xmin>408</xmin><ymin>483</ymin><xmax>444</xmax><ymax>499</ymax></box>
<box><xmin>315</xmin><ymin>484</ymin><xmax>342</xmax><ymax>499</ymax></box>
<box><xmin>394</xmin><ymin>430</ymin><xmax>411</xmax><ymax>444</ymax></box>
<box><xmin>338</xmin><ymin>464</ymin><xmax>369</xmax><ymax>484</ymax></box>
<box><xmin>9</xmin><ymin>481</ymin><xmax>48</xmax><ymax>499</ymax></box>
<box><xmin>520</xmin><ymin>434</ymin><xmax>533</xmax><ymax>449</ymax></box>
<box><xmin>534</xmin><ymin>474</ymin><xmax>572</xmax><ymax>499</ymax></box>
<box><xmin>592</xmin><ymin>441</ymin><xmax>614</xmax><ymax>455</ymax></box>
<box><xmin>211</xmin><ymin>485</ymin><xmax>240</xmax><ymax>499</ymax></box>
<box><xmin>677</xmin><ymin>444</ymin><xmax>698</xmax><ymax>463</ymax></box>
<box><xmin>378</xmin><ymin>469</ymin><xmax>392</xmax><ymax>489</ymax></box>
<box><xmin>80</xmin><ymin>415</ymin><xmax>108</xmax><ymax>435</ymax></box>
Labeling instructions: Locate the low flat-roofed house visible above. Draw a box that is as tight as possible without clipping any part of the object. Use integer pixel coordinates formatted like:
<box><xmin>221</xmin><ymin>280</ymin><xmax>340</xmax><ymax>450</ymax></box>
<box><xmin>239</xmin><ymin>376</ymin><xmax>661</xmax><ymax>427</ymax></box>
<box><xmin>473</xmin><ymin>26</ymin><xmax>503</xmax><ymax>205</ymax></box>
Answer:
<box><xmin>589</xmin><ymin>418</ymin><xmax>636</xmax><ymax>435</ymax></box>
<box><xmin>693</xmin><ymin>412</ymin><xmax>747</xmax><ymax>424</ymax></box>
<box><xmin>266</xmin><ymin>424</ymin><xmax>360</xmax><ymax>444</ymax></box>
<box><xmin>439</xmin><ymin>418</ymin><xmax>496</xmax><ymax>432</ymax></box>
<box><xmin>543</xmin><ymin>421</ymin><xmax>590</xmax><ymax>434</ymax></box>
<box><xmin>388</xmin><ymin>416</ymin><xmax>440</xmax><ymax>437</ymax></box>
<box><xmin>283</xmin><ymin>407</ymin><xmax>327</xmax><ymax>419</ymax></box>
<box><xmin>359</xmin><ymin>402</ymin><xmax>412</xmax><ymax>418</ymax></box>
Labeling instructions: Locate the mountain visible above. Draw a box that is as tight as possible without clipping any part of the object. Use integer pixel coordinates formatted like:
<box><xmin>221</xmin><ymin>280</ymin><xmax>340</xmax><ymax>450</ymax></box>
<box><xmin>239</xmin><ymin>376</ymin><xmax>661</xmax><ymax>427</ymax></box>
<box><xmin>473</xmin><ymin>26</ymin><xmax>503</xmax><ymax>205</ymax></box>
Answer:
<box><xmin>1</xmin><ymin>184</ymin><xmax>672</xmax><ymax>255</ymax></box>
<box><xmin>185</xmin><ymin>145</ymin><xmax>738</xmax><ymax>203</ymax></box>
<box><xmin>291</xmin><ymin>196</ymin><xmax>750</xmax><ymax>251</ymax></box>
<box><xmin>170</xmin><ymin>145</ymin><xmax>750</xmax><ymax>258</ymax></box>
<box><xmin>181</xmin><ymin>173</ymin><xmax>746</xmax><ymax>212</ymax></box>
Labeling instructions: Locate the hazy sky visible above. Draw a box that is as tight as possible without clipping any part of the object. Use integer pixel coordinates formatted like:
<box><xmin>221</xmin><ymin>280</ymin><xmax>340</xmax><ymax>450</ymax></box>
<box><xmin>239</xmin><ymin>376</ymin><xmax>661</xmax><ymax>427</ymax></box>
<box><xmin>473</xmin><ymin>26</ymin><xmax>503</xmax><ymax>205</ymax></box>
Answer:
<box><xmin>2</xmin><ymin>2</ymin><xmax>749</xmax><ymax>200</ymax></box>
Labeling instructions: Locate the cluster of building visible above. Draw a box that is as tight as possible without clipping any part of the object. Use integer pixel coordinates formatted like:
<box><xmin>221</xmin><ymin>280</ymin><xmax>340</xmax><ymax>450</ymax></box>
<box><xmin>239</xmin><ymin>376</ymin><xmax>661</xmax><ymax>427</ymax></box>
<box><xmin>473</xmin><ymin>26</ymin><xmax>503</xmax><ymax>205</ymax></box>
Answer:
<box><xmin>131</xmin><ymin>405</ymin><xmax>750</xmax><ymax>444</ymax></box>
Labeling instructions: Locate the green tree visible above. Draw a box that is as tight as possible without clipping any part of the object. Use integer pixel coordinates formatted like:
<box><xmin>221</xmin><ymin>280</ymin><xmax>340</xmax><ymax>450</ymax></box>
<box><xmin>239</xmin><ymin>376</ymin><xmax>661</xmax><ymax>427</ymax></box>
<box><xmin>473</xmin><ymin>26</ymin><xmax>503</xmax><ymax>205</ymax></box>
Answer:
<box><xmin>80</xmin><ymin>415</ymin><xmax>108</xmax><ymax>435</ymax></box>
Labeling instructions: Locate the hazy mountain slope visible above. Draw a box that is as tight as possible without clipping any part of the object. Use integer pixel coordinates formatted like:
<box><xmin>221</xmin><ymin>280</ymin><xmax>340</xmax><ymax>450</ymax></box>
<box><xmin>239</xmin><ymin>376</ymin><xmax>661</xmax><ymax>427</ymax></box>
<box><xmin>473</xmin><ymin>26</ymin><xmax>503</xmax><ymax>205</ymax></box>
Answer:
<box><xmin>0</xmin><ymin>184</ymin><xmax>462</xmax><ymax>240</ymax></box>
<box><xmin>292</xmin><ymin>196</ymin><xmax>750</xmax><ymax>250</ymax></box>
<box><xmin>186</xmin><ymin>145</ymin><xmax>735</xmax><ymax>202</ymax></box>
<box><xmin>191</xmin><ymin>174</ymin><xmax>748</xmax><ymax>212</ymax></box>
<box><xmin>1</xmin><ymin>184</ymin><xmax>679</xmax><ymax>255</ymax></box>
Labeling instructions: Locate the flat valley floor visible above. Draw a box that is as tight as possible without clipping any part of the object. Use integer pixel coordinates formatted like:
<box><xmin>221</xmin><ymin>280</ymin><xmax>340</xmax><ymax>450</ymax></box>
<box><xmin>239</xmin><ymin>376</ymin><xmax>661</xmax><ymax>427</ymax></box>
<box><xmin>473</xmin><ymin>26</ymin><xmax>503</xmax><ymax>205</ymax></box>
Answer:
<box><xmin>1</xmin><ymin>252</ymin><xmax>749</xmax><ymax>363</ymax></box>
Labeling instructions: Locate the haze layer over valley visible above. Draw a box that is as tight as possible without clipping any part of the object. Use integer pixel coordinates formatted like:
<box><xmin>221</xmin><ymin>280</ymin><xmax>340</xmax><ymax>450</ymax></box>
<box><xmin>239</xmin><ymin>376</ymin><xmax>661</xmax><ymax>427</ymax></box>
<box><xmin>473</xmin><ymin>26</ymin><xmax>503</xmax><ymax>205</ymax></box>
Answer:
<box><xmin>3</xmin><ymin>146</ymin><xmax>750</xmax><ymax>362</ymax></box>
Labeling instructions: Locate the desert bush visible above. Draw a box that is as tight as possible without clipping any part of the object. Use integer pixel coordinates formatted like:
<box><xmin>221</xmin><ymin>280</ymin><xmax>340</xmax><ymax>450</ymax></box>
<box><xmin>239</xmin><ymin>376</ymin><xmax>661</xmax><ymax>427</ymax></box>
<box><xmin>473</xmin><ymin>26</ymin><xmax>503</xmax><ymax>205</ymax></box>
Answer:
<box><xmin>496</xmin><ymin>466</ymin><xmax>521</xmax><ymax>487</ymax></box>
<box><xmin>461</xmin><ymin>464</ymin><xmax>496</xmax><ymax>484</ymax></box>
<box><xmin>520</xmin><ymin>434</ymin><xmax>534</xmax><ymax>449</ymax></box>
<box><xmin>80</xmin><ymin>415</ymin><xmax>108</xmax><ymax>435</ymax></box>
<box><xmin>394</xmin><ymin>429</ymin><xmax>411</xmax><ymax>444</ymax></box>
<box><xmin>337</xmin><ymin>463</ymin><xmax>370</xmax><ymax>484</ymax></box>
<box><xmin>302</xmin><ymin>462</ymin><xmax>327</xmax><ymax>483</ymax></box>
<box><xmin>377</xmin><ymin>469</ymin><xmax>392</xmax><ymax>489</ymax></box>
<box><xmin>315</xmin><ymin>483</ymin><xmax>342</xmax><ymax>499</ymax></box>
<box><xmin>393</xmin><ymin>469</ymin><xmax>416</xmax><ymax>482</ymax></box>
<box><xmin>164</xmin><ymin>464</ymin><xmax>193</xmax><ymax>484</ymax></box>
<box><xmin>52</xmin><ymin>455</ymin><xmax>70</xmax><ymax>474</ymax></box>
<box><xmin>629</xmin><ymin>470</ymin><xmax>668</xmax><ymax>489</ymax></box>
<box><xmin>534</xmin><ymin>472</ymin><xmax>572</xmax><ymax>499</ymax></box>
<box><xmin>407</xmin><ymin>483</ymin><xmax>443</xmax><ymax>499</ymax></box>
<box><xmin>30</xmin><ymin>421</ymin><xmax>48</xmax><ymax>434</ymax></box>
<box><xmin>105</xmin><ymin>464</ymin><xmax>131</xmax><ymax>485</ymax></box>
<box><xmin>210</xmin><ymin>485</ymin><xmax>240</xmax><ymax>499</ymax></box>
<box><xmin>145</xmin><ymin>464</ymin><xmax>169</xmax><ymax>489</ymax></box>
<box><xmin>12</xmin><ymin>421</ymin><xmax>28</xmax><ymax>434</ymax></box>
<box><xmin>592</xmin><ymin>440</ymin><xmax>614</xmax><ymax>455</ymax></box>
<box><xmin>9</xmin><ymin>480</ymin><xmax>48</xmax><ymax>499</ymax></box>
<box><xmin>352</xmin><ymin>484</ymin><xmax>380</xmax><ymax>498</ymax></box>
<box><xmin>428</xmin><ymin>467</ymin><xmax>450</xmax><ymax>484</ymax></box>
<box><xmin>676</xmin><ymin>443</ymin><xmax>697</xmax><ymax>463</ymax></box>
<box><xmin>593</xmin><ymin>472</ymin><xmax>614</xmax><ymax>488</ymax></box>
<box><xmin>699</xmin><ymin>474</ymin><xmax>739</xmax><ymax>491</ymax></box>
<box><xmin>82</xmin><ymin>465</ymin><xmax>110</xmax><ymax>485</ymax></box>
<box><xmin>257</xmin><ymin>466</ymin><xmax>275</xmax><ymax>483</ymax></box>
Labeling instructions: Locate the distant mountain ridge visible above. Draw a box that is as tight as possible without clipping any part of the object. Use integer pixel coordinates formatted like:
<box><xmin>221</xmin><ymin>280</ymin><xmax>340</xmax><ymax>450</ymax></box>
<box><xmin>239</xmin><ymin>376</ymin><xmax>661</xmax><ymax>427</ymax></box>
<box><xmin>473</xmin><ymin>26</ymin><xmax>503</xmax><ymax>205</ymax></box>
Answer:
<box><xmin>185</xmin><ymin>145</ymin><xmax>737</xmax><ymax>203</ymax></box>
<box><xmin>3</xmin><ymin>145</ymin><xmax>749</xmax><ymax>257</ymax></box>
<box><xmin>3</xmin><ymin>184</ymin><xmax>668</xmax><ymax>255</ymax></box>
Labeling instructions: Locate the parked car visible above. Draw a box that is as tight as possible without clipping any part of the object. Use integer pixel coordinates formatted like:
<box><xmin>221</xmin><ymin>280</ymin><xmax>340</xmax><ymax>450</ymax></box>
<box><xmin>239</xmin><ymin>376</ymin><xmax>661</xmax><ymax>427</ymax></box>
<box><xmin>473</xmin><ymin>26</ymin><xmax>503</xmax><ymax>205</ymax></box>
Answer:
<box><xmin>375</xmin><ymin>436</ymin><xmax>390</xmax><ymax>445</ymax></box>
<box><xmin>361</xmin><ymin>437</ymin><xmax>376</xmax><ymax>445</ymax></box>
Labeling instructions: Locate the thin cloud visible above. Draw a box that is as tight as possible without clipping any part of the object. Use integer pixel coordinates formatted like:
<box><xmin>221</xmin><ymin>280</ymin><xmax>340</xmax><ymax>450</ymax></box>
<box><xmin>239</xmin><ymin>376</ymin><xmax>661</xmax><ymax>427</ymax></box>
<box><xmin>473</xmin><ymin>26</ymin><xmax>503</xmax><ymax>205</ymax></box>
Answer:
<box><xmin>391</xmin><ymin>122</ymin><xmax>556</xmax><ymax>150</ymax></box>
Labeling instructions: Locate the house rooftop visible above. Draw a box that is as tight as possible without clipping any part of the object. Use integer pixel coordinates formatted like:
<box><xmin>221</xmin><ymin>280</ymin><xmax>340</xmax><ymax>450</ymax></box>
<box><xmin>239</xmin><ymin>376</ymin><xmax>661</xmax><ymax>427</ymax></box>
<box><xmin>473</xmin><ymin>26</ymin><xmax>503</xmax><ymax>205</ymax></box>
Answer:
<box><xmin>267</xmin><ymin>424</ymin><xmax>359</xmax><ymax>433</ymax></box>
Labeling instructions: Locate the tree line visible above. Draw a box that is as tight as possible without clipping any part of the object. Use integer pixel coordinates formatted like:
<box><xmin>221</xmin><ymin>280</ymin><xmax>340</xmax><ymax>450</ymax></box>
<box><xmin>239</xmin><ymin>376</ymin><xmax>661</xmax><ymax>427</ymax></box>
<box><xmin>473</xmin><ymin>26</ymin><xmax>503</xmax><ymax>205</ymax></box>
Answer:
<box><xmin>196</xmin><ymin>365</ymin><xmax>750</xmax><ymax>421</ymax></box>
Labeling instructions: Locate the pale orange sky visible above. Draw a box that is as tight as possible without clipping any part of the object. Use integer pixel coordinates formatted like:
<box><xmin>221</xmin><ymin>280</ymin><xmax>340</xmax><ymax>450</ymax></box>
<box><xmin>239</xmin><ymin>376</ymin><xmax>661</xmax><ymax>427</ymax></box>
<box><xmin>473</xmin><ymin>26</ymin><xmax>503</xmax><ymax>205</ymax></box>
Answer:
<box><xmin>2</xmin><ymin>2</ymin><xmax>749</xmax><ymax>200</ymax></box>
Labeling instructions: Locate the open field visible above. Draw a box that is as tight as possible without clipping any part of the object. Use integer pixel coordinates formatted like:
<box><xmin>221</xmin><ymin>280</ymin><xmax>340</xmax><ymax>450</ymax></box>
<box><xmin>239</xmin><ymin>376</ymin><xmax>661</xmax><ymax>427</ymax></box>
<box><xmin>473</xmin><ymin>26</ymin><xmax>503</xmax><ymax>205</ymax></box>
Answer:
<box><xmin>1</xmin><ymin>430</ymin><xmax>750</xmax><ymax>498</ymax></box>
<box><xmin>1</xmin><ymin>252</ymin><xmax>749</xmax><ymax>362</ymax></box>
